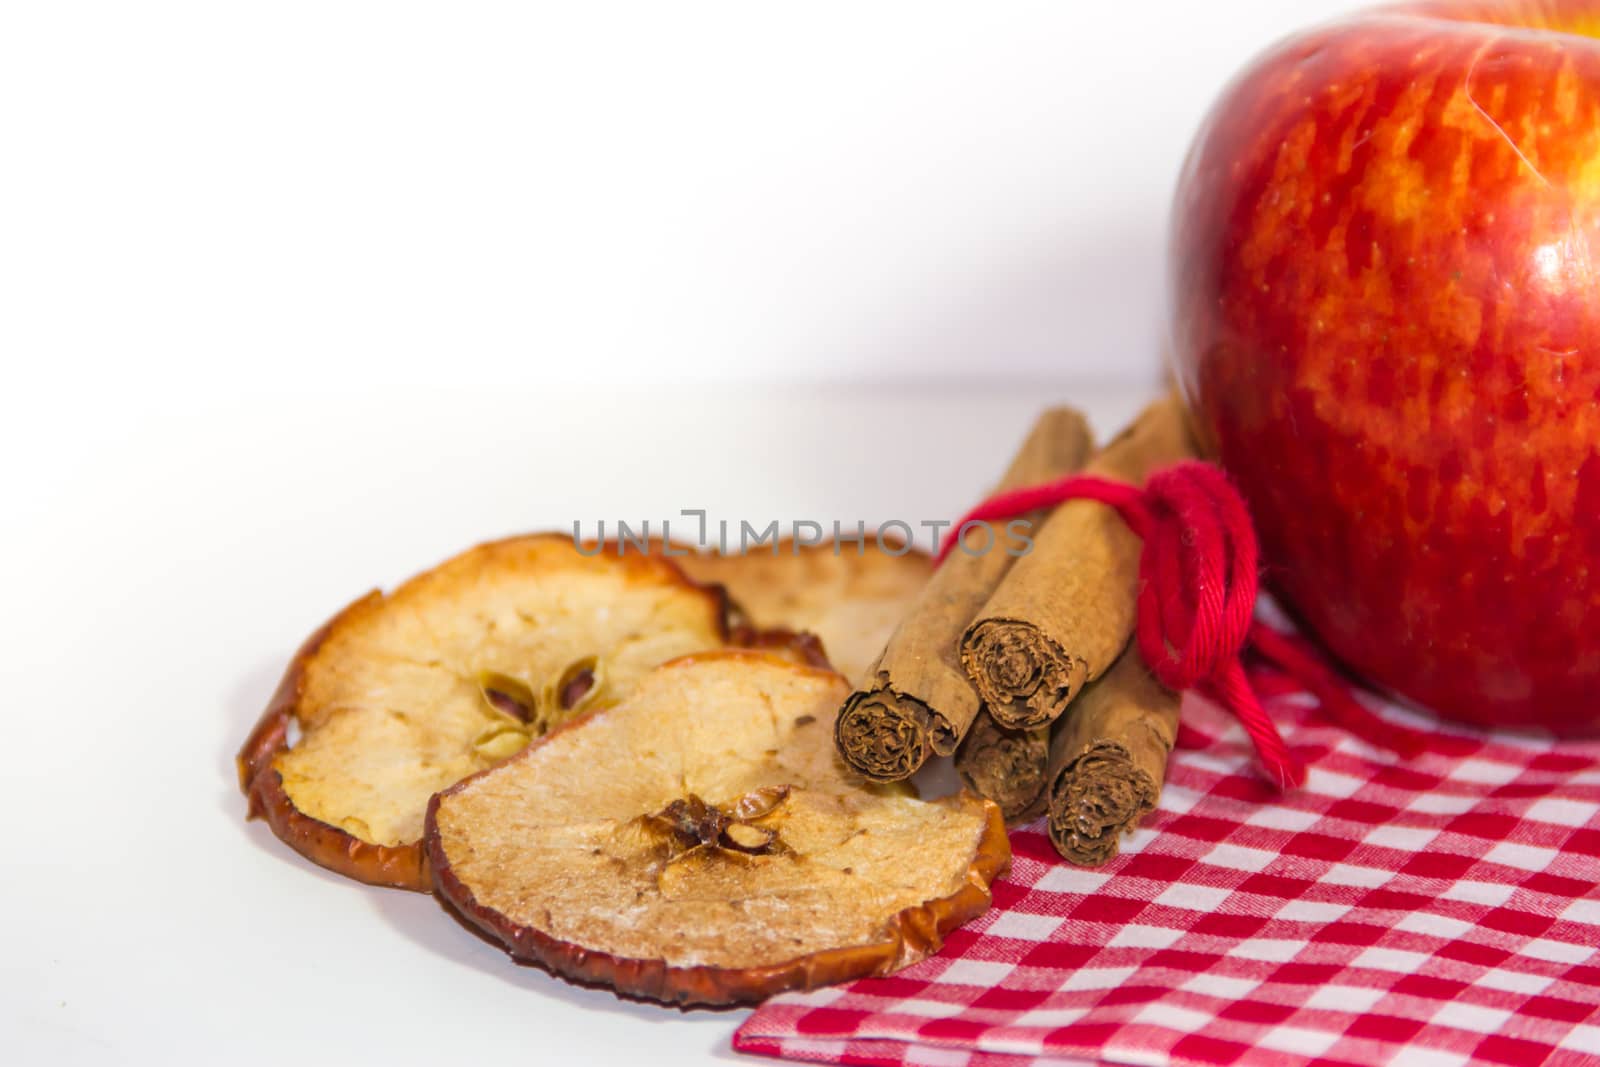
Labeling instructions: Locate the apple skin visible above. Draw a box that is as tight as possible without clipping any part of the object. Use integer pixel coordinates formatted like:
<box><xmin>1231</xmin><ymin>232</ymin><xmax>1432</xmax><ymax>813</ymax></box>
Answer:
<box><xmin>1170</xmin><ymin>0</ymin><xmax>1600</xmax><ymax>733</ymax></box>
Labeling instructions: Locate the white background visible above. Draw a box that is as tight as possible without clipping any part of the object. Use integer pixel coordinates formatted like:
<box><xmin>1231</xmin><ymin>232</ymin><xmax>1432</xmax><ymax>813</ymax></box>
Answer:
<box><xmin>2</xmin><ymin>2</ymin><xmax>1367</xmax><ymax>1064</ymax></box>
<box><xmin>3</xmin><ymin>0</ymin><xmax>1367</xmax><ymax>390</ymax></box>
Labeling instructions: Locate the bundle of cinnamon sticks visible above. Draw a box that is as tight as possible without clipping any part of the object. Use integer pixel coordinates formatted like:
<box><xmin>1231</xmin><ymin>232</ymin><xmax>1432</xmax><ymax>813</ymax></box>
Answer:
<box><xmin>835</xmin><ymin>398</ymin><xmax>1196</xmax><ymax>866</ymax></box>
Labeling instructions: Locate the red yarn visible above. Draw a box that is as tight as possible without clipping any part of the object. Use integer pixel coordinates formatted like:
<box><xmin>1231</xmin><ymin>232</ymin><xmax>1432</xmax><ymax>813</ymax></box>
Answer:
<box><xmin>937</xmin><ymin>460</ymin><xmax>1425</xmax><ymax>790</ymax></box>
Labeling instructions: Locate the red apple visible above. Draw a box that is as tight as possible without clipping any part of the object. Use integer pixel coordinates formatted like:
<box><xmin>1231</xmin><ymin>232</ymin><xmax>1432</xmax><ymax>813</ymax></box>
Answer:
<box><xmin>1169</xmin><ymin>0</ymin><xmax>1600</xmax><ymax>733</ymax></box>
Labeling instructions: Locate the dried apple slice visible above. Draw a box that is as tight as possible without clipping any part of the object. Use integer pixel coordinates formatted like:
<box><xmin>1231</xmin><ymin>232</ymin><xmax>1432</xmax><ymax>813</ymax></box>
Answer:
<box><xmin>675</xmin><ymin>538</ymin><xmax>930</xmax><ymax>684</ymax></box>
<box><xmin>237</xmin><ymin>534</ymin><xmax>728</xmax><ymax>891</ymax></box>
<box><xmin>426</xmin><ymin>650</ymin><xmax>1009</xmax><ymax>1006</ymax></box>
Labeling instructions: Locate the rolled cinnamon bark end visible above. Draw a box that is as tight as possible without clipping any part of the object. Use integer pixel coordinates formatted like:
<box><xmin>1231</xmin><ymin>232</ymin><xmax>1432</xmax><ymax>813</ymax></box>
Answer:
<box><xmin>1044</xmin><ymin>648</ymin><xmax>1180</xmax><ymax>867</ymax></box>
<box><xmin>1048</xmin><ymin>743</ymin><xmax>1158</xmax><ymax>865</ymax></box>
<box><xmin>960</xmin><ymin>397</ymin><xmax>1196</xmax><ymax>731</ymax></box>
<box><xmin>961</xmin><ymin>618</ymin><xmax>1088</xmax><ymax>730</ymax></box>
<box><xmin>832</xmin><ymin>408</ymin><xmax>1096</xmax><ymax>781</ymax></box>
<box><xmin>835</xmin><ymin>686</ymin><xmax>934</xmax><ymax>781</ymax></box>
<box><xmin>954</xmin><ymin>711</ymin><xmax>1051</xmax><ymax>823</ymax></box>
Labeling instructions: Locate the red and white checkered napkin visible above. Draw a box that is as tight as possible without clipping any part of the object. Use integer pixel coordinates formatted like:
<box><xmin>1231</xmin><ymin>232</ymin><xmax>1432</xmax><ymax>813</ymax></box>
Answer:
<box><xmin>735</xmin><ymin>680</ymin><xmax>1600</xmax><ymax>1067</ymax></box>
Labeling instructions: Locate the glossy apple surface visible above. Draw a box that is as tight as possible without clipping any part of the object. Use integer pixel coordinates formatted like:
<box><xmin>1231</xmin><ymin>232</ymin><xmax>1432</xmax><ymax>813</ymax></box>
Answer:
<box><xmin>1170</xmin><ymin>0</ymin><xmax>1600</xmax><ymax>732</ymax></box>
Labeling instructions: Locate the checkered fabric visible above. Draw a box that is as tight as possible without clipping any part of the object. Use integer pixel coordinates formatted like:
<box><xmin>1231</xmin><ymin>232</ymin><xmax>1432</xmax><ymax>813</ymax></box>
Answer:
<box><xmin>735</xmin><ymin>669</ymin><xmax>1600</xmax><ymax>1067</ymax></box>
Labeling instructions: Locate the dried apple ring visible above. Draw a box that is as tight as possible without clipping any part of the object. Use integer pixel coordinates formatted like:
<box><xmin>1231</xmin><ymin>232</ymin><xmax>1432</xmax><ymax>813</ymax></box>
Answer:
<box><xmin>427</xmin><ymin>651</ymin><xmax>1008</xmax><ymax>1006</ymax></box>
<box><xmin>675</xmin><ymin>536</ymin><xmax>930</xmax><ymax>684</ymax></box>
<box><xmin>237</xmin><ymin>534</ymin><xmax>728</xmax><ymax>891</ymax></box>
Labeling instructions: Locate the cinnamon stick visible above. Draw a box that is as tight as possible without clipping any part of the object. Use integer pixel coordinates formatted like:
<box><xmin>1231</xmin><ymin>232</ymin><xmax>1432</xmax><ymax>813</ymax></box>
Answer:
<box><xmin>954</xmin><ymin>711</ymin><xmax>1050</xmax><ymax>824</ymax></box>
<box><xmin>959</xmin><ymin>397</ymin><xmax>1195</xmax><ymax>731</ymax></box>
<box><xmin>1044</xmin><ymin>644</ymin><xmax>1179</xmax><ymax>866</ymax></box>
<box><xmin>834</xmin><ymin>408</ymin><xmax>1094</xmax><ymax>781</ymax></box>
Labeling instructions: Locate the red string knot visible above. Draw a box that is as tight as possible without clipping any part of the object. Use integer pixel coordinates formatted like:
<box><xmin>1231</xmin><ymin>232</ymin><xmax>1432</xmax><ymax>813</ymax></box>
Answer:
<box><xmin>938</xmin><ymin>459</ymin><xmax>1308</xmax><ymax>790</ymax></box>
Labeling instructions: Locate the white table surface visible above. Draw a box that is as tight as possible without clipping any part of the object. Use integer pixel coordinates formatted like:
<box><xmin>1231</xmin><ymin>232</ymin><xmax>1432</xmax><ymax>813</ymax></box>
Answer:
<box><xmin>1</xmin><ymin>383</ymin><xmax>1152</xmax><ymax>1066</ymax></box>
